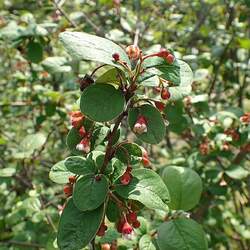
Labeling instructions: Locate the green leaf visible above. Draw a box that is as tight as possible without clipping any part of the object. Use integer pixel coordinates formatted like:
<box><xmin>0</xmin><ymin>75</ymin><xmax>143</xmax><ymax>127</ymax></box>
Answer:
<box><xmin>115</xmin><ymin>169</ymin><xmax>170</xmax><ymax>211</ymax></box>
<box><xmin>225</xmin><ymin>165</ymin><xmax>249</xmax><ymax>180</ymax></box>
<box><xmin>115</xmin><ymin>142</ymin><xmax>142</xmax><ymax>164</ymax></box>
<box><xmin>73</xmin><ymin>174</ymin><xmax>109</xmax><ymax>211</ymax></box>
<box><xmin>57</xmin><ymin>199</ymin><xmax>104</xmax><ymax>250</ymax></box>
<box><xmin>42</xmin><ymin>56</ymin><xmax>71</xmax><ymax>73</ymax></box>
<box><xmin>96</xmin><ymin>68</ymin><xmax>120</xmax><ymax>85</ymax></box>
<box><xmin>106</xmin><ymin>199</ymin><xmax>120</xmax><ymax>222</ymax></box>
<box><xmin>66</xmin><ymin>127</ymin><xmax>82</xmax><ymax>155</ymax></box>
<box><xmin>15</xmin><ymin>133</ymin><xmax>46</xmax><ymax>158</ymax></box>
<box><xmin>141</xmin><ymin>57</ymin><xmax>181</xmax><ymax>84</ymax></box>
<box><xmin>59</xmin><ymin>31</ymin><xmax>131</xmax><ymax>70</ymax></box>
<box><xmin>26</xmin><ymin>41</ymin><xmax>43</xmax><ymax>63</ymax></box>
<box><xmin>64</xmin><ymin>156</ymin><xmax>95</xmax><ymax>175</ymax></box>
<box><xmin>140</xmin><ymin>60</ymin><xmax>193</xmax><ymax>101</ymax></box>
<box><xmin>99</xmin><ymin>228</ymin><xmax>120</xmax><ymax>244</ymax></box>
<box><xmin>157</xmin><ymin>218</ymin><xmax>208</xmax><ymax>250</ymax></box>
<box><xmin>111</xmin><ymin>158</ymin><xmax>127</xmax><ymax>181</ymax></box>
<box><xmin>162</xmin><ymin>166</ymin><xmax>202</xmax><ymax>211</ymax></box>
<box><xmin>91</xmin><ymin>126</ymin><xmax>109</xmax><ymax>147</ymax></box>
<box><xmin>139</xmin><ymin>235</ymin><xmax>158</xmax><ymax>250</ymax></box>
<box><xmin>128</xmin><ymin>104</ymin><xmax>166</xmax><ymax>144</ymax></box>
<box><xmin>0</xmin><ymin>167</ymin><xmax>16</xmax><ymax>177</ymax></box>
<box><xmin>164</xmin><ymin>101</ymin><xmax>188</xmax><ymax>134</ymax></box>
<box><xmin>167</xmin><ymin>60</ymin><xmax>193</xmax><ymax>101</ymax></box>
<box><xmin>80</xmin><ymin>84</ymin><xmax>125</xmax><ymax>122</ymax></box>
<box><xmin>49</xmin><ymin>161</ymin><xmax>73</xmax><ymax>184</ymax></box>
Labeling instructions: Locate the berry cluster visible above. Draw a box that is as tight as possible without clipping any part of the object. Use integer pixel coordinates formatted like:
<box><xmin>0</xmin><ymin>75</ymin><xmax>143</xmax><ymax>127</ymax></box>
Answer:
<box><xmin>63</xmin><ymin>175</ymin><xmax>76</xmax><ymax>197</ymax></box>
<box><xmin>70</xmin><ymin>111</ymin><xmax>91</xmax><ymax>154</ymax></box>
<box><xmin>116</xmin><ymin>211</ymin><xmax>140</xmax><ymax>236</ymax></box>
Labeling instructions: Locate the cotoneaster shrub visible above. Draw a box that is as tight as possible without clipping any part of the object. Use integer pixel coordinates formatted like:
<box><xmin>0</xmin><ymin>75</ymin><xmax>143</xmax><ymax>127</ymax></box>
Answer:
<box><xmin>49</xmin><ymin>31</ymin><xmax>208</xmax><ymax>250</ymax></box>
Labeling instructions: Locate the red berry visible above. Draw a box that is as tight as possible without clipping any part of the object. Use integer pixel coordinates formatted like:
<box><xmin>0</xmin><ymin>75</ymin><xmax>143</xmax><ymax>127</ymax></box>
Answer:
<box><xmin>154</xmin><ymin>101</ymin><xmax>165</xmax><ymax>112</ymax></box>
<box><xmin>78</xmin><ymin>126</ymin><xmax>86</xmax><ymax>137</ymax></box>
<box><xmin>116</xmin><ymin>217</ymin><xmax>125</xmax><ymax>233</ymax></box>
<box><xmin>120</xmin><ymin>171</ymin><xmax>132</xmax><ymax>185</ymax></box>
<box><xmin>63</xmin><ymin>184</ymin><xmax>73</xmax><ymax>197</ymax></box>
<box><xmin>126</xmin><ymin>212</ymin><xmax>137</xmax><ymax>223</ymax></box>
<box><xmin>101</xmin><ymin>244</ymin><xmax>111</xmax><ymax>250</ymax></box>
<box><xmin>156</xmin><ymin>49</ymin><xmax>170</xmax><ymax>58</ymax></box>
<box><xmin>161</xmin><ymin>88</ymin><xmax>171</xmax><ymax>100</ymax></box>
<box><xmin>112</xmin><ymin>53</ymin><xmax>120</xmax><ymax>61</ymax></box>
<box><xmin>122</xmin><ymin>222</ymin><xmax>133</xmax><ymax>235</ymax></box>
<box><xmin>132</xmin><ymin>220</ymin><xmax>141</xmax><ymax>229</ymax></box>
<box><xmin>68</xmin><ymin>176</ymin><xmax>76</xmax><ymax>184</ymax></box>
<box><xmin>165</xmin><ymin>54</ymin><xmax>175</xmax><ymax>64</ymax></box>
<box><xmin>126</xmin><ymin>45</ymin><xmax>140</xmax><ymax>60</ymax></box>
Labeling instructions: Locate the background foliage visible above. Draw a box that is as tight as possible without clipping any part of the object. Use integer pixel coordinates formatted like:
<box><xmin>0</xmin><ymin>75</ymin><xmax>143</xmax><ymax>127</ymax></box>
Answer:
<box><xmin>0</xmin><ymin>0</ymin><xmax>249</xmax><ymax>249</ymax></box>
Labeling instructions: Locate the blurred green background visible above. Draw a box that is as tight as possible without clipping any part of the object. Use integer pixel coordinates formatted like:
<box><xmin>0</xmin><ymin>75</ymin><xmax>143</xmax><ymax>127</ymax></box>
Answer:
<box><xmin>0</xmin><ymin>0</ymin><xmax>249</xmax><ymax>249</ymax></box>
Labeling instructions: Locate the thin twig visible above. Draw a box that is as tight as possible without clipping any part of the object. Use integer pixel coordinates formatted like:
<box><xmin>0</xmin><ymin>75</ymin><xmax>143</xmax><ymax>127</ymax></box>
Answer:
<box><xmin>0</xmin><ymin>240</ymin><xmax>42</xmax><ymax>249</ymax></box>
<box><xmin>53</xmin><ymin>0</ymin><xmax>77</xmax><ymax>28</ymax></box>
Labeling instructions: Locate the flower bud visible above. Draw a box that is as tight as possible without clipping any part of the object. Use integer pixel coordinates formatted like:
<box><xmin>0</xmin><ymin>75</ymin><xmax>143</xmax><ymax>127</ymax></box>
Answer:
<box><xmin>165</xmin><ymin>54</ymin><xmax>175</xmax><ymax>64</ymax></box>
<box><xmin>240</xmin><ymin>112</ymin><xmax>250</xmax><ymax>124</ymax></box>
<box><xmin>78</xmin><ymin>126</ymin><xmax>86</xmax><ymax>137</ymax></box>
<box><xmin>76</xmin><ymin>137</ymin><xmax>90</xmax><ymax>153</ymax></box>
<box><xmin>112</xmin><ymin>53</ymin><xmax>120</xmax><ymax>61</ymax></box>
<box><xmin>116</xmin><ymin>217</ymin><xmax>125</xmax><ymax>233</ymax></box>
<box><xmin>120</xmin><ymin>171</ymin><xmax>132</xmax><ymax>185</ymax></box>
<box><xmin>126</xmin><ymin>212</ymin><xmax>137</xmax><ymax>223</ymax></box>
<box><xmin>68</xmin><ymin>176</ymin><xmax>76</xmax><ymax>184</ymax></box>
<box><xmin>154</xmin><ymin>101</ymin><xmax>165</xmax><ymax>112</ymax></box>
<box><xmin>122</xmin><ymin>222</ymin><xmax>133</xmax><ymax>235</ymax></box>
<box><xmin>133</xmin><ymin>115</ymin><xmax>148</xmax><ymax>134</ymax></box>
<box><xmin>132</xmin><ymin>220</ymin><xmax>141</xmax><ymax>229</ymax></box>
<box><xmin>97</xmin><ymin>222</ymin><xmax>108</xmax><ymax>237</ymax></box>
<box><xmin>70</xmin><ymin>111</ymin><xmax>84</xmax><ymax>128</ymax></box>
<box><xmin>161</xmin><ymin>88</ymin><xmax>171</xmax><ymax>100</ymax></box>
<box><xmin>63</xmin><ymin>184</ymin><xmax>73</xmax><ymax>197</ymax></box>
<box><xmin>141</xmin><ymin>148</ymin><xmax>150</xmax><ymax>167</ymax></box>
<box><xmin>126</xmin><ymin>45</ymin><xmax>140</xmax><ymax>60</ymax></box>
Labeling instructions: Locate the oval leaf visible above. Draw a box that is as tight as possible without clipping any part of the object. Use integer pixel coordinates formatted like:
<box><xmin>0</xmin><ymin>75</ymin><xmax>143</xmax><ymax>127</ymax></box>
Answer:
<box><xmin>49</xmin><ymin>161</ymin><xmax>73</xmax><ymax>184</ymax></box>
<box><xmin>225</xmin><ymin>165</ymin><xmax>249</xmax><ymax>180</ymax></box>
<box><xmin>157</xmin><ymin>218</ymin><xmax>208</xmax><ymax>250</ymax></box>
<box><xmin>128</xmin><ymin>104</ymin><xmax>166</xmax><ymax>144</ymax></box>
<box><xmin>139</xmin><ymin>235</ymin><xmax>157</xmax><ymax>250</ymax></box>
<box><xmin>57</xmin><ymin>199</ymin><xmax>104</xmax><ymax>250</ymax></box>
<box><xmin>115</xmin><ymin>142</ymin><xmax>142</xmax><ymax>164</ymax></box>
<box><xmin>115</xmin><ymin>169</ymin><xmax>170</xmax><ymax>211</ymax></box>
<box><xmin>59</xmin><ymin>31</ymin><xmax>131</xmax><ymax>70</ymax></box>
<box><xmin>80</xmin><ymin>84</ymin><xmax>125</xmax><ymax>122</ymax></box>
<box><xmin>27</xmin><ymin>41</ymin><xmax>43</xmax><ymax>63</ymax></box>
<box><xmin>162</xmin><ymin>166</ymin><xmax>202</xmax><ymax>211</ymax></box>
<box><xmin>65</xmin><ymin>156</ymin><xmax>95</xmax><ymax>175</ymax></box>
<box><xmin>66</xmin><ymin>127</ymin><xmax>82</xmax><ymax>155</ymax></box>
<box><xmin>140</xmin><ymin>59</ymin><xmax>193</xmax><ymax>101</ymax></box>
<box><xmin>73</xmin><ymin>174</ymin><xmax>109</xmax><ymax>211</ymax></box>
